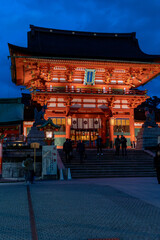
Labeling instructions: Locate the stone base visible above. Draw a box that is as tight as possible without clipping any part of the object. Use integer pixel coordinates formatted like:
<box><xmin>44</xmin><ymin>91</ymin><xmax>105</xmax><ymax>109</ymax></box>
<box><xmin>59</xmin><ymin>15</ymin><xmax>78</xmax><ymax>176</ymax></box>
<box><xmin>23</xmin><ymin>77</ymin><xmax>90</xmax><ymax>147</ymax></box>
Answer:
<box><xmin>27</xmin><ymin>126</ymin><xmax>45</xmax><ymax>146</ymax></box>
<box><xmin>136</xmin><ymin>127</ymin><xmax>160</xmax><ymax>149</ymax></box>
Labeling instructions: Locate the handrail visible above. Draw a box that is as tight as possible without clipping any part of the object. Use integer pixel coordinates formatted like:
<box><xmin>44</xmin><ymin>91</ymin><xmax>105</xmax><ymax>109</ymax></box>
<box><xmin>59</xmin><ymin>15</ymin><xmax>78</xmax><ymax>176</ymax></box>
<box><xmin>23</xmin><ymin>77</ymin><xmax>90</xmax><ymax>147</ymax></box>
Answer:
<box><xmin>32</xmin><ymin>87</ymin><xmax>147</xmax><ymax>96</ymax></box>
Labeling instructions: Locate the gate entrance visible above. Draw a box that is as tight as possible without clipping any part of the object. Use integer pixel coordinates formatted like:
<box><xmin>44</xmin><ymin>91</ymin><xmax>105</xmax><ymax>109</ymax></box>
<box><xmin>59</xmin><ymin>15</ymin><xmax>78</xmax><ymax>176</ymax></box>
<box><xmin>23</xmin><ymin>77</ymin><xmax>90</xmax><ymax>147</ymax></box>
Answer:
<box><xmin>71</xmin><ymin>129</ymin><xmax>98</xmax><ymax>148</ymax></box>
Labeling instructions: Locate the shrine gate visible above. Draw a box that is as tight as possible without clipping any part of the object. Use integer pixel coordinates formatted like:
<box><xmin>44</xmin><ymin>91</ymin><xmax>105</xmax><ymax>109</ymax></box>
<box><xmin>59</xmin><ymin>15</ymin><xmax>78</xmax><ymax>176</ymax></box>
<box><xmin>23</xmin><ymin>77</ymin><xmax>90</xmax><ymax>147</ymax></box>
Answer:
<box><xmin>8</xmin><ymin>25</ymin><xmax>160</xmax><ymax>148</ymax></box>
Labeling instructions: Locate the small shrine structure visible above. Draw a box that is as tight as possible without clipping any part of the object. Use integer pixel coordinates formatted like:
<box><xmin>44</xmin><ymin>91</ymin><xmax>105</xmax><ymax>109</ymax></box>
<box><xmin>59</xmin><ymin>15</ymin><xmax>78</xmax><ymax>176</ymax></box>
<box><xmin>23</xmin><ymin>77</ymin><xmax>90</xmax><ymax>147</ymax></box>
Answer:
<box><xmin>38</xmin><ymin>118</ymin><xmax>60</xmax><ymax>145</ymax></box>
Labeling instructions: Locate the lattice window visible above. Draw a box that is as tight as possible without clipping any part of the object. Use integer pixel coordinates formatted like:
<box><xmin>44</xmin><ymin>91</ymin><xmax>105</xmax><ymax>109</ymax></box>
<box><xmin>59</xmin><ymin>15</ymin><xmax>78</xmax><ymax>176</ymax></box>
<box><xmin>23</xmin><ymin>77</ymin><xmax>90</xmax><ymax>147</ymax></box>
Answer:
<box><xmin>51</xmin><ymin>118</ymin><xmax>66</xmax><ymax>131</ymax></box>
<box><xmin>114</xmin><ymin>118</ymin><xmax>130</xmax><ymax>133</ymax></box>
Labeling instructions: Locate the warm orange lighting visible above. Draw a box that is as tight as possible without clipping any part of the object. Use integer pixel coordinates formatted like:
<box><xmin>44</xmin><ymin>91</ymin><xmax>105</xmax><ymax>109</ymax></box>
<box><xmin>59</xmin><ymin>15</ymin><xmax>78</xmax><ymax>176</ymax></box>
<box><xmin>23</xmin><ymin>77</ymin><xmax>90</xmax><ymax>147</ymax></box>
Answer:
<box><xmin>46</xmin><ymin>131</ymin><xmax>53</xmax><ymax>139</ymax></box>
<box><xmin>110</xmin><ymin>117</ymin><xmax>114</xmax><ymax>126</ymax></box>
<box><xmin>67</xmin><ymin>116</ymin><xmax>72</xmax><ymax>126</ymax></box>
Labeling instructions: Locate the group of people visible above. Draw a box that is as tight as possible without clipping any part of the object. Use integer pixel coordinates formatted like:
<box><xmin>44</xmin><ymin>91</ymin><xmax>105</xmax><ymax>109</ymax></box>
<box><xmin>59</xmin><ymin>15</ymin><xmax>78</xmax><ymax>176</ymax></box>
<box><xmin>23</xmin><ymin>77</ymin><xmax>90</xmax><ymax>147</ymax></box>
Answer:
<box><xmin>115</xmin><ymin>135</ymin><xmax>127</xmax><ymax>156</ymax></box>
<box><xmin>21</xmin><ymin>136</ymin><xmax>160</xmax><ymax>185</ymax></box>
<box><xmin>63</xmin><ymin>139</ymin><xmax>86</xmax><ymax>164</ymax></box>
<box><xmin>63</xmin><ymin>135</ymin><xmax>103</xmax><ymax>163</ymax></box>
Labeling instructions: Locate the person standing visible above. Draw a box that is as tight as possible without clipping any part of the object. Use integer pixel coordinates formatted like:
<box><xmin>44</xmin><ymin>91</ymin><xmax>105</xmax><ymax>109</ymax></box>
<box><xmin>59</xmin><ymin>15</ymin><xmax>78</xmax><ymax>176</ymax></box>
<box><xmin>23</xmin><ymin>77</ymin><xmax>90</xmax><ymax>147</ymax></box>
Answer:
<box><xmin>68</xmin><ymin>139</ymin><xmax>73</xmax><ymax>161</ymax></box>
<box><xmin>120</xmin><ymin>135</ymin><xmax>127</xmax><ymax>156</ymax></box>
<box><xmin>115</xmin><ymin>135</ymin><xmax>121</xmax><ymax>156</ymax></box>
<box><xmin>63</xmin><ymin>139</ymin><xmax>70</xmax><ymax>163</ymax></box>
<box><xmin>22</xmin><ymin>158</ymin><xmax>29</xmax><ymax>183</ymax></box>
<box><xmin>22</xmin><ymin>154</ymin><xmax>34</xmax><ymax>184</ymax></box>
<box><xmin>76</xmin><ymin>140</ymin><xmax>85</xmax><ymax>163</ymax></box>
<box><xmin>96</xmin><ymin>135</ymin><xmax>103</xmax><ymax>155</ymax></box>
<box><xmin>154</xmin><ymin>143</ymin><xmax>160</xmax><ymax>184</ymax></box>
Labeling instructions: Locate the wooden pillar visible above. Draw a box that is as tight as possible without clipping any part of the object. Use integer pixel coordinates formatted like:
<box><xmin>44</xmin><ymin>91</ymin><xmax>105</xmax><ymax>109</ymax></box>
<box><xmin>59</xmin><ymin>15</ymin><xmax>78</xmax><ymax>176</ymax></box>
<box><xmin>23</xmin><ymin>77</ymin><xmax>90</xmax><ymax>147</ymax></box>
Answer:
<box><xmin>130</xmin><ymin>108</ymin><xmax>135</xmax><ymax>146</ymax></box>
<box><xmin>109</xmin><ymin>117</ymin><xmax>114</xmax><ymax>148</ymax></box>
<box><xmin>101</xmin><ymin>117</ymin><xmax>106</xmax><ymax>145</ymax></box>
<box><xmin>66</xmin><ymin>116</ymin><xmax>71</xmax><ymax>139</ymax></box>
<box><xmin>65</xmin><ymin>104</ymin><xmax>71</xmax><ymax>139</ymax></box>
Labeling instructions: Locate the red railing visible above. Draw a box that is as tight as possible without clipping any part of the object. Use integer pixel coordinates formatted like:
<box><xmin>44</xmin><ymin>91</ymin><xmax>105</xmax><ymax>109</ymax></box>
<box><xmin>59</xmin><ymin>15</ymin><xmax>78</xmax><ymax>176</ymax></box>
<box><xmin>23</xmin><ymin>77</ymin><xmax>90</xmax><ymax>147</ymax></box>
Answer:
<box><xmin>32</xmin><ymin>87</ymin><xmax>147</xmax><ymax>96</ymax></box>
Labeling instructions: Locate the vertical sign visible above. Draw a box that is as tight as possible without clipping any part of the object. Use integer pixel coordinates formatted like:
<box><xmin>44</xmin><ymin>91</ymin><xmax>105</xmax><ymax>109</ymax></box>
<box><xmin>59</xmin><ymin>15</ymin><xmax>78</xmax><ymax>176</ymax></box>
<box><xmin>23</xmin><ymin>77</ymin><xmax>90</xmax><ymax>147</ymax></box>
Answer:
<box><xmin>0</xmin><ymin>142</ymin><xmax>2</xmax><ymax>175</ymax></box>
<box><xmin>84</xmin><ymin>69</ymin><xmax>96</xmax><ymax>85</ymax></box>
<box><xmin>42</xmin><ymin>145</ymin><xmax>57</xmax><ymax>178</ymax></box>
<box><xmin>30</xmin><ymin>142</ymin><xmax>40</xmax><ymax>172</ymax></box>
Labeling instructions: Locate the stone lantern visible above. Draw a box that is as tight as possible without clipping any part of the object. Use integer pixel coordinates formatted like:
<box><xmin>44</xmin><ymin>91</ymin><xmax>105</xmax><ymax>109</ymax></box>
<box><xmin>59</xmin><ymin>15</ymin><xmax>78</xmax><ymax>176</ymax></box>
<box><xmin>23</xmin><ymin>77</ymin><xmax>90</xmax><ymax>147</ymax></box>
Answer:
<box><xmin>38</xmin><ymin>118</ymin><xmax>60</xmax><ymax>145</ymax></box>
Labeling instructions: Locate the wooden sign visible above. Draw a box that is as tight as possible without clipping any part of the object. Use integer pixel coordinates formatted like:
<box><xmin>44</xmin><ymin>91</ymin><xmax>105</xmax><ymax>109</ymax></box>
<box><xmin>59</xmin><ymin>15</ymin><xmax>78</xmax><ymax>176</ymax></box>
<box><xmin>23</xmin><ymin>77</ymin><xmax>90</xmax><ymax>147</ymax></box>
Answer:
<box><xmin>30</xmin><ymin>142</ymin><xmax>40</xmax><ymax>172</ymax></box>
<box><xmin>30</xmin><ymin>142</ymin><xmax>40</xmax><ymax>149</ymax></box>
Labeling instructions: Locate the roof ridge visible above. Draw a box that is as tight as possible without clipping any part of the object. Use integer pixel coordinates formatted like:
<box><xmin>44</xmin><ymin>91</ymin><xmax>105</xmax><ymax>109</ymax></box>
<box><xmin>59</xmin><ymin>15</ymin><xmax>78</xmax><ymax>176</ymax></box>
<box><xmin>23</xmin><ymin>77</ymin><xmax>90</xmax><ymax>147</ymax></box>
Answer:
<box><xmin>29</xmin><ymin>24</ymin><xmax>136</xmax><ymax>38</ymax></box>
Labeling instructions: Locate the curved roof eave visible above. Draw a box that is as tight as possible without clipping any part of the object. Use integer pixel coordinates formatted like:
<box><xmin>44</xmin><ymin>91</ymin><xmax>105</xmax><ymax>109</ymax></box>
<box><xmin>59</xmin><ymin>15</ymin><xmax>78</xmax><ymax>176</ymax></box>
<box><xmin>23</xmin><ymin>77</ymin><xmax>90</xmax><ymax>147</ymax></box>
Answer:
<box><xmin>8</xmin><ymin>43</ymin><xmax>160</xmax><ymax>65</ymax></box>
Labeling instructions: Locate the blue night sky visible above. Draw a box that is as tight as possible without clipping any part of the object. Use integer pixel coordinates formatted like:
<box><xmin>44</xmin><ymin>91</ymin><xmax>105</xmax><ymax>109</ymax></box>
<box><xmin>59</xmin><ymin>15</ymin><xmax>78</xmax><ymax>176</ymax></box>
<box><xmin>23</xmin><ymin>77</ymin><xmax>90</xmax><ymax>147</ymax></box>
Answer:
<box><xmin>1</xmin><ymin>0</ymin><xmax>160</xmax><ymax>98</ymax></box>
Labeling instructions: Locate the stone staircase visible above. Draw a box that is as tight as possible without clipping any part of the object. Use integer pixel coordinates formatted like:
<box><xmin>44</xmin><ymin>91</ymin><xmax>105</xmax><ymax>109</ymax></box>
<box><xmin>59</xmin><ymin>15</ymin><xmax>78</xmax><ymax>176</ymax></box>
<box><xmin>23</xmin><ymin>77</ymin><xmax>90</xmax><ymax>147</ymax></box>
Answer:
<box><xmin>58</xmin><ymin>149</ymin><xmax>156</xmax><ymax>178</ymax></box>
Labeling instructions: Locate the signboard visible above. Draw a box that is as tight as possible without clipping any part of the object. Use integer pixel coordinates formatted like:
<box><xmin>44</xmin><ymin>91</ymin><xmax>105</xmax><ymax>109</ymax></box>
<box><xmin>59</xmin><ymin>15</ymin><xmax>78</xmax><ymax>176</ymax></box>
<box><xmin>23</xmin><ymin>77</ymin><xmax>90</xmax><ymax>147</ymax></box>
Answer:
<box><xmin>42</xmin><ymin>145</ymin><xmax>57</xmax><ymax>177</ymax></box>
<box><xmin>30</xmin><ymin>142</ymin><xmax>40</xmax><ymax>172</ymax></box>
<box><xmin>158</xmin><ymin>136</ymin><xmax>160</xmax><ymax>144</ymax></box>
<box><xmin>84</xmin><ymin>69</ymin><xmax>96</xmax><ymax>85</ymax></box>
<box><xmin>30</xmin><ymin>142</ymin><xmax>40</xmax><ymax>149</ymax></box>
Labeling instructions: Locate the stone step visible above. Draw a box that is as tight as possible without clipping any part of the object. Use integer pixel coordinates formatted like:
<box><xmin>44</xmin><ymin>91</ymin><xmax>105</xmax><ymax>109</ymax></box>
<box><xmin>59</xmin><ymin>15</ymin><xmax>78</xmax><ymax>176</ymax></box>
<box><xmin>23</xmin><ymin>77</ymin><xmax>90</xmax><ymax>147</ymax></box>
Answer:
<box><xmin>58</xmin><ymin>149</ymin><xmax>156</xmax><ymax>178</ymax></box>
<box><xmin>71</xmin><ymin>174</ymin><xmax>156</xmax><ymax>178</ymax></box>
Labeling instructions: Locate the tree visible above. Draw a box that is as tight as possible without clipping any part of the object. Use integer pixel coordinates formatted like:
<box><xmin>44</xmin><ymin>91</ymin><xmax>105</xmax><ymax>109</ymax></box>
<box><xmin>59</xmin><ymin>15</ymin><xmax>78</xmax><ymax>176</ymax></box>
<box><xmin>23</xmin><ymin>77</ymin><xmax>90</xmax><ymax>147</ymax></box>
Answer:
<box><xmin>137</xmin><ymin>96</ymin><xmax>160</xmax><ymax>110</ymax></box>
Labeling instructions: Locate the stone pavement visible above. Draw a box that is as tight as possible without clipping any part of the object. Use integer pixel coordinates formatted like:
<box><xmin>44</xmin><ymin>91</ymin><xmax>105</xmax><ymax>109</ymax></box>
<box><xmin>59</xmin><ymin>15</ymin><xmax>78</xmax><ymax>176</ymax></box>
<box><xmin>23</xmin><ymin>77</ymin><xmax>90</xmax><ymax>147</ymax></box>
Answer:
<box><xmin>0</xmin><ymin>177</ymin><xmax>160</xmax><ymax>240</ymax></box>
<box><xmin>0</xmin><ymin>183</ymin><xmax>31</xmax><ymax>240</ymax></box>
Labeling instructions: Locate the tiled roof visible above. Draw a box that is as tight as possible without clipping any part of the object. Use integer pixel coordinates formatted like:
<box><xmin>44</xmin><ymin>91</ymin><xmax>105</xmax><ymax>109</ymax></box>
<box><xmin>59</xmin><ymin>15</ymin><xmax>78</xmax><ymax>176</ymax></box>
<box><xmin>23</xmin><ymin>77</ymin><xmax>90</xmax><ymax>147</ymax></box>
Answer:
<box><xmin>8</xmin><ymin>25</ymin><xmax>160</xmax><ymax>62</ymax></box>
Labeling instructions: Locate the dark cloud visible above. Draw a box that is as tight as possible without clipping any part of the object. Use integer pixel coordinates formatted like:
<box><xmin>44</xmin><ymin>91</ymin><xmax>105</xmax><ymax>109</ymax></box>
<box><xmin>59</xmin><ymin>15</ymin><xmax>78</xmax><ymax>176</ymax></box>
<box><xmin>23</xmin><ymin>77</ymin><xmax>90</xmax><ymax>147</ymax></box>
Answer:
<box><xmin>1</xmin><ymin>0</ymin><xmax>160</xmax><ymax>98</ymax></box>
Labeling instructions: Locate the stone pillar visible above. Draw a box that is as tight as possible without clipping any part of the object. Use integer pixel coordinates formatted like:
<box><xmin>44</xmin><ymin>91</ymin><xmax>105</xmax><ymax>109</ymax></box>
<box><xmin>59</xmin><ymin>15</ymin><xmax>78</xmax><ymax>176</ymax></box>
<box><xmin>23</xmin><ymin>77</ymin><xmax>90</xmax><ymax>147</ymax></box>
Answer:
<box><xmin>130</xmin><ymin>108</ymin><xmax>135</xmax><ymax>147</ymax></box>
<box><xmin>109</xmin><ymin>117</ymin><xmax>114</xmax><ymax>148</ymax></box>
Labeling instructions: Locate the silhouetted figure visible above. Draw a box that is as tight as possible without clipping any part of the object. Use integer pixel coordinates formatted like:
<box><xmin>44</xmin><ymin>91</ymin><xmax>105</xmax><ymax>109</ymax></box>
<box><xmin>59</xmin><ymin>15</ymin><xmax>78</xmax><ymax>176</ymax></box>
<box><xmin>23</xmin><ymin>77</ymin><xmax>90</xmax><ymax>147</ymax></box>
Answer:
<box><xmin>68</xmin><ymin>139</ymin><xmax>73</xmax><ymax>160</ymax></box>
<box><xmin>154</xmin><ymin>143</ymin><xmax>160</xmax><ymax>184</ymax></box>
<box><xmin>120</xmin><ymin>135</ymin><xmax>127</xmax><ymax>156</ymax></box>
<box><xmin>22</xmin><ymin>154</ymin><xmax>34</xmax><ymax>184</ymax></box>
<box><xmin>115</xmin><ymin>135</ymin><xmax>121</xmax><ymax>155</ymax></box>
<box><xmin>96</xmin><ymin>135</ymin><xmax>103</xmax><ymax>155</ymax></box>
<box><xmin>77</xmin><ymin>140</ymin><xmax>85</xmax><ymax>163</ymax></box>
<box><xmin>63</xmin><ymin>139</ymin><xmax>71</xmax><ymax>163</ymax></box>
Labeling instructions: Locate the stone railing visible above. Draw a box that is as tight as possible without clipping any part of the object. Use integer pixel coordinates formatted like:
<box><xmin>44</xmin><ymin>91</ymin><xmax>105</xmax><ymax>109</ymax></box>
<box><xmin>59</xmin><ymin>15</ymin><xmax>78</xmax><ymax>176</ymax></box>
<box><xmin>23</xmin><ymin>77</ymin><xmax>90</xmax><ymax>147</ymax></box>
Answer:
<box><xmin>32</xmin><ymin>87</ymin><xmax>147</xmax><ymax>96</ymax></box>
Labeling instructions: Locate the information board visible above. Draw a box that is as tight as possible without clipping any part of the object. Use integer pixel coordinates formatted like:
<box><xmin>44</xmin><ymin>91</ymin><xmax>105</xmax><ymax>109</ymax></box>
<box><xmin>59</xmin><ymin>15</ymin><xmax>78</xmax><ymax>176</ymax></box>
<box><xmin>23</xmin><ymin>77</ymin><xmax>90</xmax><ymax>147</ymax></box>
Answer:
<box><xmin>42</xmin><ymin>145</ymin><xmax>57</xmax><ymax>177</ymax></box>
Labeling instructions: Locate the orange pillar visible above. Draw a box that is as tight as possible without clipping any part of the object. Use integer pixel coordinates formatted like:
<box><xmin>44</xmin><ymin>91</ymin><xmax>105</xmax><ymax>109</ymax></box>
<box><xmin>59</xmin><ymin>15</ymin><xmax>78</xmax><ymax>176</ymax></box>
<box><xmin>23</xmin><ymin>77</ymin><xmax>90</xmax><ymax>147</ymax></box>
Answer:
<box><xmin>109</xmin><ymin>117</ymin><xmax>114</xmax><ymax>148</ymax></box>
<box><xmin>65</xmin><ymin>105</ymin><xmax>71</xmax><ymax>139</ymax></box>
<box><xmin>101</xmin><ymin>117</ymin><xmax>106</xmax><ymax>145</ymax></box>
<box><xmin>66</xmin><ymin>116</ymin><xmax>71</xmax><ymax>139</ymax></box>
<box><xmin>130</xmin><ymin>108</ymin><xmax>135</xmax><ymax>147</ymax></box>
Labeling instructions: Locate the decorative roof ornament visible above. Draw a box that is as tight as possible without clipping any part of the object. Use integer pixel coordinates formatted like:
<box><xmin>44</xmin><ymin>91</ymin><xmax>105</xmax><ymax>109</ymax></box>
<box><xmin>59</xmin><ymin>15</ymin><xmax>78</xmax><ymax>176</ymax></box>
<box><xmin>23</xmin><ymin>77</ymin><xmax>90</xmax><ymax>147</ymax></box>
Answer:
<box><xmin>33</xmin><ymin>104</ymin><xmax>48</xmax><ymax>127</ymax></box>
<box><xmin>37</xmin><ymin>118</ymin><xmax>60</xmax><ymax>130</ymax></box>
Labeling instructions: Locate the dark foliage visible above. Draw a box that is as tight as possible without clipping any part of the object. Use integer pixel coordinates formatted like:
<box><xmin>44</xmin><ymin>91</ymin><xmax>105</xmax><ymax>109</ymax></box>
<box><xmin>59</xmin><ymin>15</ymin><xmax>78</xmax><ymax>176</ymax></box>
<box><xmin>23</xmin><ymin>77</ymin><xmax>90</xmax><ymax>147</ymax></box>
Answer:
<box><xmin>137</xmin><ymin>96</ymin><xmax>160</xmax><ymax>110</ymax></box>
